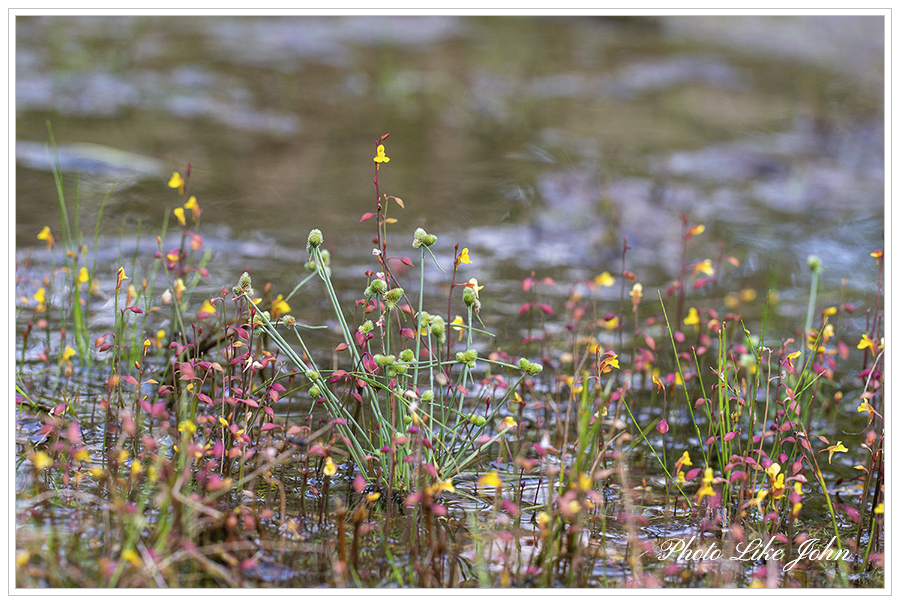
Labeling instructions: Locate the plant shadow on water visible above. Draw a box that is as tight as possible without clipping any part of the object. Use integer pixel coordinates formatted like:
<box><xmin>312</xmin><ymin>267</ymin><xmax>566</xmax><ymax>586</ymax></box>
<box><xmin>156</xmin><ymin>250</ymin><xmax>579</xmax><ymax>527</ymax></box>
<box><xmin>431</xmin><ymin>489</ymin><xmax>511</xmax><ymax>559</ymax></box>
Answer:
<box><xmin>14</xmin><ymin>15</ymin><xmax>884</xmax><ymax>589</ymax></box>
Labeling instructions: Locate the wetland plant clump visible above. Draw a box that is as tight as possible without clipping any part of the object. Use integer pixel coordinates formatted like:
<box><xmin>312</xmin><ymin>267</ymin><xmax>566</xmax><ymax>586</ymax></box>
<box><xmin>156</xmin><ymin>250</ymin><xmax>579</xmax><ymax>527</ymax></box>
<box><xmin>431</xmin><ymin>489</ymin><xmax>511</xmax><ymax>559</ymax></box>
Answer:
<box><xmin>14</xmin><ymin>133</ymin><xmax>884</xmax><ymax>589</ymax></box>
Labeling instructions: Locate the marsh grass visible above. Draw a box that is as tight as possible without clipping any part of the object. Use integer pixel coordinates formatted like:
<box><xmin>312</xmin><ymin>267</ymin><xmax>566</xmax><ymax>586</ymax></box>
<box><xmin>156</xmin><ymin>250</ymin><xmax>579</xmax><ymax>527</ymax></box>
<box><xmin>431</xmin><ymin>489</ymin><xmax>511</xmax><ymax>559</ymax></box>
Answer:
<box><xmin>14</xmin><ymin>133</ymin><xmax>884</xmax><ymax>589</ymax></box>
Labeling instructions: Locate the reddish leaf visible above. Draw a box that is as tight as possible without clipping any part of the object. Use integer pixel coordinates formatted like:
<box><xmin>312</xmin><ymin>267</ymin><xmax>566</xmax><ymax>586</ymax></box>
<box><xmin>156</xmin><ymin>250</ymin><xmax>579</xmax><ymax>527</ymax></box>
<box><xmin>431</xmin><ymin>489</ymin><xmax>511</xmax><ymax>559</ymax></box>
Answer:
<box><xmin>359</xmin><ymin>212</ymin><xmax>376</xmax><ymax>222</ymax></box>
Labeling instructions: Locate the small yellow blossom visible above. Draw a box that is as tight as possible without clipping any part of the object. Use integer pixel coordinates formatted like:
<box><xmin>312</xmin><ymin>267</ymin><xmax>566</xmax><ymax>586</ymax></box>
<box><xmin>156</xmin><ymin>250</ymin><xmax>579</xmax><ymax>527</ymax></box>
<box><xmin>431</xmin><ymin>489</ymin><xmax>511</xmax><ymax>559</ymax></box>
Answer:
<box><xmin>456</xmin><ymin>247</ymin><xmax>472</xmax><ymax>268</ymax></box>
<box><xmin>684</xmin><ymin>307</ymin><xmax>700</xmax><ymax>326</ymax></box>
<box><xmin>168</xmin><ymin>172</ymin><xmax>185</xmax><ymax>194</ymax></box>
<box><xmin>687</xmin><ymin>224</ymin><xmax>705</xmax><ymax>238</ymax></box>
<box><xmin>466</xmin><ymin>278</ymin><xmax>484</xmax><ymax>298</ymax></box>
<box><xmin>825</xmin><ymin>441</ymin><xmax>848</xmax><ymax>463</ymax></box>
<box><xmin>77</xmin><ymin>267</ymin><xmax>89</xmax><ymax>284</ymax></box>
<box><xmin>184</xmin><ymin>196</ymin><xmax>200</xmax><ymax>219</ymax></box>
<box><xmin>594</xmin><ymin>271</ymin><xmax>615</xmax><ymax>287</ymax></box>
<box><xmin>451</xmin><ymin>315</ymin><xmax>466</xmax><ymax>341</ymax></box>
<box><xmin>501</xmin><ymin>416</ymin><xmax>517</xmax><ymax>429</ymax></box>
<box><xmin>34</xmin><ymin>287</ymin><xmax>47</xmax><ymax>312</ymax></box>
<box><xmin>122</xmin><ymin>549</ymin><xmax>142</xmax><ymax>567</ymax></box>
<box><xmin>62</xmin><ymin>346</ymin><xmax>76</xmax><ymax>362</ymax></box>
<box><xmin>857</xmin><ymin>333</ymin><xmax>877</xmax><ymax>355</ymax></box>
<box><xmin>693</xmin><ymin>259</ymin><xmax>714</xmax><ymax>276</ymax></box>
<box><xmin>37</xmin><ymin>225</ymin><xmax>53</xmax><ymax>248</ymax></box>
<box><xmin>630</xmin><ymin>283</ymin><xmax>643</xmax><ymax>308</ymax></box>
<box><xmin>199</xmin><ymin>300</ymin><xmax>216</xmax><ymax>315</ymax></box>
<box><xmin>174</xmin><ymin>278</ymin><xmax>186</xmax><ymax>299</ymax></box>
<box><xmin>31</xmin><ymin>451</ymin><xmax>52</xmax><ymax>470</ymax></box>
<box><xmin>178</xmin><ymin>419</ymin><xmax>197</xmax><ymax>435</ymax></box>
<box><xmin>271</xmin><ymin>294</ymin><xmax>291</xmax><ymax>319</ymax></box>
<box><xmin>676</xmin><ymin>451</ymin><xmax>692</xmax><ymax>472</ymax></box>
<box><xmin>373</xmin><ymin>144</ymin><xmax>390</xmax><ymax>164</ymax></box>
<box><xmin>874</xmin><ymin>503</ymin><xmax>884</xmax><ymax>514</ymax></box>
<box><xmin>116</xmin><ymin>267</ymin><xmax>128</xmax><ymax>292</ymax></box>
<box><xmin>323</xmin><ymin>457</ymin><xmax>337</xmax><ymax>476</ymax></box>
<box><xmin>478</xmin><ymin>471</ymin><xmax>503</xmax><ymax>489</ymax></box>
<box><xmin>173</xmin><ymin>207</ymin><xmax>186</xmax><ymax>226</ymax></box>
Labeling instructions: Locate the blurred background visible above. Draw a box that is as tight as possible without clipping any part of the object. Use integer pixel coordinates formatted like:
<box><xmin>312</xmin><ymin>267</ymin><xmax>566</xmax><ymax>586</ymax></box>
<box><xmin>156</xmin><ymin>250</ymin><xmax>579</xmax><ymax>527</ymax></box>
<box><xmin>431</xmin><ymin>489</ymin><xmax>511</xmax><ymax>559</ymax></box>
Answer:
<box><xmin>15</xmin><ymin>15</ymin><xmax>885</xmax><ymax>339</ymax></box>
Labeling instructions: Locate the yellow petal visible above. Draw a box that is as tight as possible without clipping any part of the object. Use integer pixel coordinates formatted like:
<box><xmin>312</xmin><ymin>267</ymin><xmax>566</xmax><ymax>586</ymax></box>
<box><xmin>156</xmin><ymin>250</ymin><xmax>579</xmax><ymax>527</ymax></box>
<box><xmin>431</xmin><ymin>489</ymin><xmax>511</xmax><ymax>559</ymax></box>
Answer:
<box><xmin>173</xmin><ymin>207</ymin><xmax>186</xmax><ymax>226</ymax></box>
<box><xmin>36</xmin><ymin>226</ymin><xmax>52</xmax><ymax>241</ymax></box>
<box><xmin>168</xmin><ymin>172</ymin><xmax>185</xmax><ymax>191</ymax></box>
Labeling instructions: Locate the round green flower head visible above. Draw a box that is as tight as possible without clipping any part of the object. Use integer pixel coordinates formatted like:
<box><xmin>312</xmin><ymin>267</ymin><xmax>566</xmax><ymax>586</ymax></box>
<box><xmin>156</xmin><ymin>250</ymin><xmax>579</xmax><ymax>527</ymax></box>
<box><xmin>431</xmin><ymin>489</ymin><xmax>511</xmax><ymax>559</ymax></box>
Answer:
<box><xmin>234</xmin><ymin>271</ymin><xmax>253</xmax><ymax>296</ymax></box>
<box><xmin>399</xmin><ymin>349</ymin><xmax>415</xmax><ymax>363</ymax></box>
<box><xmin>421</xmin><ymin>389</ymin><xmax>435</xmax><ymax>403</ymax></box>
<box><xmin>359</xmin><ymin>320</ymin><xmax>375</xmax><ymax>334</ymax></box>
<box><xmin>306</xmin><ymin>369</ymin><xmax>320</xmax><ymax>381</ymax></box>
<box><xmin>413</xmin><ymin>228</ymin><xmax>437</xmax><ymax>249</ymax></box>
<box><xmin>807</xmin><ymin>255</ymin><xmax>822</xmax><ymax>273</ymax></box>
<box><xmin>365</xmin><ymin>278</ymin><xmax>388</xmax><ymax>298</ymax></box>
<box><xmin>469</xmin><ymin>414</ymin><xmax>486</xmax><ymax>427</ymax></box>
<box><xmin>282</xmin><ymin>314</ymin><xmax>296</xmax><ymax>328</ymax></box>
<box><xmin>430</xmin><ymin>315</ymin><xmax>446</xmax><ymax>342</ymax></box>
<box><xmin>307</xmin><ymin>229</ymin><xmax>323</xmax><ymax>255</ymax></box>
<box><xmin>373</xmin><ymin>354</ymin><xmax>396</xmax><ymax>367</ymax></box>
<box><xmin>383</xmin><ymin>287</ymin><xmax>404</xmax><ymax>309</ymax></box>
<box><xmin>309</xmin><ymin>385</ymin><xmax>321</xmax><ymax>399</ymax></box>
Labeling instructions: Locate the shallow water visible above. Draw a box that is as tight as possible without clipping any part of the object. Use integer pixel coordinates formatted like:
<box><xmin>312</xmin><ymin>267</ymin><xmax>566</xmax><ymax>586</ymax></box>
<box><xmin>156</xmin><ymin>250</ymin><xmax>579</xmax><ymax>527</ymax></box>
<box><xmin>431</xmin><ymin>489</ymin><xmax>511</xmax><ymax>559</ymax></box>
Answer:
<box><xmin>16</xmin><ymin>16</ymin><xmax>883</xmax><ymax>323</ymax></box>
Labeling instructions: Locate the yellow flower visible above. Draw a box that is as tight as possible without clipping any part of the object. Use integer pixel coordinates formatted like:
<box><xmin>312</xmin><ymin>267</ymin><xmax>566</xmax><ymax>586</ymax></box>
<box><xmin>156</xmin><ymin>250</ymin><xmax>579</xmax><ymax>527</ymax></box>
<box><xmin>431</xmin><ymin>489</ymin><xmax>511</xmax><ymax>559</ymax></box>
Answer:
<box><xmin>466</xmin><ymin>278</ymin><xmax>484</xmax><ymax>298</ymax></box>
<box><xmin>478</xmin><ymin>471</ymin><xmax>503</xmax><ymax>489</ymax></box>
<box><xmin>122</xmin><ymin>549</ymin><xmax>142</xmax><ymax>567</ymax></box>
<box><xmin>323</xmin><ymin>457</ymin><xmax>337</xmax><ymax>476</ymax></box>
<box><xmin>116</xmin><ymin>267</ymin><xmax>128</xmax><ymax>292</ymax></box>
<box><xmin>174</xmin><ymin>278</ymin><xmax>186</xmax><ymax>301</ymax></box>
<box><xmin>173</xmin><ymin>207</ymin><xmax>186</xmax><ymax>226</ymax></box>
<box><xmin>599</xmin><ymin>353</ymin><xmax>619</xmax><ymax>374</ymax></box>
<box><xmin>593</xmin><ymin>271</ymin><xmax>615</xmax><ymax>287</ymax></box>
<box><xmin>456</xmin><ymin>247</ymin><xmax>472</xmax><ymax>268</ymax></box>
<box><xmin>857</xmin><ymin>333</ymin><xmax>877</xmax><ymax>355</ymax></box>
<box><xmin>184</xmin><ymin>196</ymin><xmax>200</xmax><ymax>219</ymax></box>
<box><xmin>675</xmin><ymin>451</ymin><xmax>692</xmax><ymax>472</ymax></box>
<box><xmin>501</xmin><ymin>416</ymin><xmax>517</xmax><ymax>429</ymax></box>
<box><xmin>131</xmin><ymin>460</ymin><xmax>143</xmax><ymax>476</ymax></box>
<box><xmin>31</xmin><ymin>451</ymin><xmax>52</xmax><ymax>470</ymax></box>
<box><xmin>168</xmin><ymin>172</ymin><xmax>185</xmax><ymax>194</ymax></box>
<box><xmin>156</xmin><ymin>329</ymin><xmax>166</xmax><ymax>348</ymax></box>
<box><xmin>825</xmin><ymin>441</ymin><xmax>848</xmax><ymax>463</ymax></box>
<box><xmin>688</xmin><ymin>224</ymin><xmax>705</xmax><ymax>238</ymax></box>
<box><xmin>630</xmin><ymin>283</ymin><xmax>643</xmax><ymax>308</ymax></box>
<box><xmin>874</xmin><ymin>503</ymin><xmax>884</xmax><ymax>514</ymax></box>
<box><xmin>34</xmin><ymin>287</ymin><xmax>47</xmax><ymax>312</ymax></box>
<box><xmin>199</xmin><ymin>300</ymin><xmax>216</xmax><ymax>315</ymax></box>
<box><xmin>271</xmin><ymin>294</ymin><xmax>291</xmax><ymax>319</ymax></box>
<box><xmin>37</xmin><ymin>225</ymin><xmax>53</xmax><ymax>248</ymax></box>
<box><xmin>178</xmin><ymin>419</ymin><xmax>197</xmax><ymax>435</ymax></box>
<box><xmin>451</xmin><ymin>315</ymin><xmax>466</xmax><ymax>341</ymax></box>
<box><xmin>693</xmin><ymin>259</ymin><xmax>714</xmax><ymax>277</ymax></box>
<box><xmin>684</xmin><ymin>307</ymin><xmax>700</xmax><ymax>326</ymax></box>
<box><xmin>77</xmin><ymin>267</ymin><xmax>89</xmax><ymax>284</ymax></box>
<box><xmin>676</xmin><ymin>471</ymin><xmax>686</xmax><ymax>486</ymax></box>
<box><xmin>696</xmin><ymin>467</ymin><xmax>715</xmax><ymax>503</ymax></box>
<box><xmin>142</xmin><ymin>338</ymin><xmax>152</xmax><ymax>356</ymax></box>
<box><xmin>62</xmin><ymin>346</ymin><xmax>76</xmax><ymax>362</ymax></box>
<box><xmin>373</xmin><ymin>144</ymin><xmax>390</xmax><ymax>164</ymax></box>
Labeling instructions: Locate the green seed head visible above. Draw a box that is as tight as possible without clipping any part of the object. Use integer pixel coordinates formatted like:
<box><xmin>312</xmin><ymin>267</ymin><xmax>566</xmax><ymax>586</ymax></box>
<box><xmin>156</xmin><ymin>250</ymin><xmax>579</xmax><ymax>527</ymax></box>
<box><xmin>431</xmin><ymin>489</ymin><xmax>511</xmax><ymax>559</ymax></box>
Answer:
<box><xmin>430</xmin><ymin>315</ymin><xmax>446</xmax><ymax>342</ymax></box>
<box><xmin>307</xmin><ymin>229</ymin><xmax>323</xmax><ymax>254</ymax></box>
<box><xmin>374</xmin><ymin>354</ymin><xmax>396</xmax><ymax>367</ymax></box>
<box><xmin>309</xmin><ymin>385</ymin><xmax>321</xmax><ymax>399</ymax></box>
<box><xmin>421</xmin><ymin>389</ymin><xmax>434</xmax><ymax>402</ymax></box>
<box><xmin>234</xmin><ymin>272</ymin><xmax>253</xmax><ymax>296</ymax></box>
<box><xmin>807</xmin><ymin>255</ymin><xmax>822</xmax><ymax>273</ymax></box>
<box><xmin>306</xmin><ymin>369</ymin><xmax>320</xmax><ymax>381</ymax></box>
<box><xmin>359</xmin><ymin>320</ymin><xmax>374</xmax><ymax>334</ymax></box>
<box><xmin>469</xmin><ymin>415</ymin><xmax>486</xmax><ymax>427</ymax></box>
<box><xmin>399</xmin><ymin>349</ymin><xmax>415</xmax><ymax>363</ymax></box>
<box><xmin>282</xmin><ymin>314</ymin><xmax>296</xmax><ymax>328</ymax></box>
<box><xmin>383</xmin><ymin>287</ymin><xmax>404</xmax><ymax>308</ymax></box>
